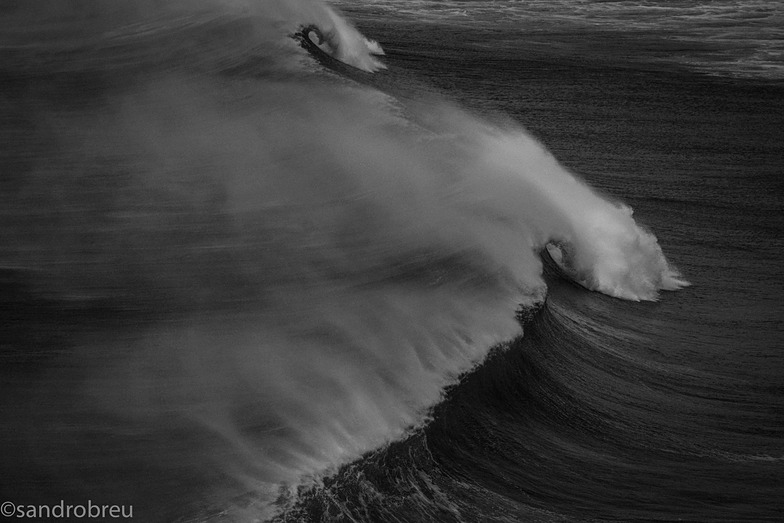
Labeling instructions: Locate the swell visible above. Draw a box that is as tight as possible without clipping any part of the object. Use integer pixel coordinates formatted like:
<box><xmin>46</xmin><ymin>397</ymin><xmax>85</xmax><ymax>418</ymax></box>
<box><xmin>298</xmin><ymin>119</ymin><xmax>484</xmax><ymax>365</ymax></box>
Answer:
<box><xmin>336</xmin><ymin>0</ymin><xmax>784</xmax><ymax>80</ymax></box>
<box><xmin>283</xmin><ymin>274</ymin><xmax>783</xmax><ymax>522</ymax></box>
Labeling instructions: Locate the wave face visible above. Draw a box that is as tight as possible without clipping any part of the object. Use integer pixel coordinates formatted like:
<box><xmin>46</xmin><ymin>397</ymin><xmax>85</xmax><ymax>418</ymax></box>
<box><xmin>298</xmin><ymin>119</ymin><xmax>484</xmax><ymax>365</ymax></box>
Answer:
<box><xmin>286</xmin><ymin>284</ymin><xmax>784</xmax><ymax>522</ymax></box>
<box><xmin>10</xmin><ymin>1</ymin><xmax>777</xmax><ymax>521</ymax></box>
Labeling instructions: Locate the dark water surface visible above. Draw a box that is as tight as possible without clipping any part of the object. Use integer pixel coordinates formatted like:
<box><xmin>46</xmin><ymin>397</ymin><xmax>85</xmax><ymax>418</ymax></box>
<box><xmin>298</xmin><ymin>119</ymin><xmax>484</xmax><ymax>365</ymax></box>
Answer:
<box><xmin>1</xmin><ymin>1</ymin><xmax>782</xmax><ymax>521</ymax></box>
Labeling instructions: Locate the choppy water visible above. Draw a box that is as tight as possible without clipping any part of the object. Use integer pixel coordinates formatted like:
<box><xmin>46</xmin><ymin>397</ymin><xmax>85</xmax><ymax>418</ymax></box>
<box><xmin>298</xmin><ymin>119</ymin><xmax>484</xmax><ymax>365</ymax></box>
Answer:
<box><xmin>1</xmin><ymin>1</ymin><xmax>782</xmax><ymax>521</ymax></box>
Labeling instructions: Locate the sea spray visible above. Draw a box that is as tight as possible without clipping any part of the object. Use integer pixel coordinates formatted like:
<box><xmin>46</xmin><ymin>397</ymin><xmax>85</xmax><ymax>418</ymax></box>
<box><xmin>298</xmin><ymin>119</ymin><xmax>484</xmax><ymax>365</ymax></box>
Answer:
<box><xmin>0</xmin><ymin>0</ymin><xmax>685</xmax><ymax>519</ymax></box>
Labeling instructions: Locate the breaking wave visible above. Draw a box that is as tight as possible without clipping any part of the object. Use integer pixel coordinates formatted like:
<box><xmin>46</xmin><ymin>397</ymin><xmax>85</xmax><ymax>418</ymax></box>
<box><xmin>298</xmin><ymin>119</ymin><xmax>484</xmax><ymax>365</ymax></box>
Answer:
<box><xmin>0</xmin><ymin>1</ymin><xmax>686</xmax><ymax>520</ymax></box>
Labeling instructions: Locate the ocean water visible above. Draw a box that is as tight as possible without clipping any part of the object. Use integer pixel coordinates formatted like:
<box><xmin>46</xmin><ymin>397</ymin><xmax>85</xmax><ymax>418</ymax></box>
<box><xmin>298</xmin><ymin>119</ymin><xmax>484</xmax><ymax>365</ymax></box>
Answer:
<box><xmin>0</xmin><ymin>1</ymin><xmax>782</xmax><ymax>521</ymax></box>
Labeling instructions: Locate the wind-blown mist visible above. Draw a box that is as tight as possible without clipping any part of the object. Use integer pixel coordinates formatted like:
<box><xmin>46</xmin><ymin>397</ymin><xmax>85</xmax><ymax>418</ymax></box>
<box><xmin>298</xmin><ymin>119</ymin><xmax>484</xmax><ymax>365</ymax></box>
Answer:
<box><xmin>0</xmin><ymin>0</ymin><xmax>686</xmax><ymax>519</ymax></box>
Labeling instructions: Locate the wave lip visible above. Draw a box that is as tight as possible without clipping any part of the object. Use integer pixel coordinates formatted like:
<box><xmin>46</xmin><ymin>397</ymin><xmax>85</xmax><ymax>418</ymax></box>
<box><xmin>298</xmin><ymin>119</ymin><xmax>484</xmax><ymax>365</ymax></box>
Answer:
<box><xmin>546</xmin><ymin>204</ymin><xmax>689</xmax><ymax>301</ymax></box>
